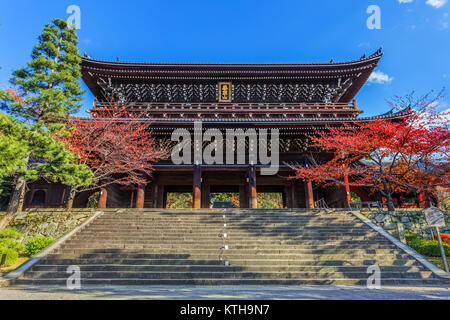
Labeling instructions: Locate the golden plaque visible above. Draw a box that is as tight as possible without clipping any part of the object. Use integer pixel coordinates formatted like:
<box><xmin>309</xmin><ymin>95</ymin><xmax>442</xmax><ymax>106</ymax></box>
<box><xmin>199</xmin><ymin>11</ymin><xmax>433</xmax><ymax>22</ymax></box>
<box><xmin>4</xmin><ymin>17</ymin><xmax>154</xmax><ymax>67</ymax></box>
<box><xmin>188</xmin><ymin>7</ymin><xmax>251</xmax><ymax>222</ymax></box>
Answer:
<box><xmin>218</xmin><ymin>82</ymin><xmax>232</xmax><ymax>102</ymax></box>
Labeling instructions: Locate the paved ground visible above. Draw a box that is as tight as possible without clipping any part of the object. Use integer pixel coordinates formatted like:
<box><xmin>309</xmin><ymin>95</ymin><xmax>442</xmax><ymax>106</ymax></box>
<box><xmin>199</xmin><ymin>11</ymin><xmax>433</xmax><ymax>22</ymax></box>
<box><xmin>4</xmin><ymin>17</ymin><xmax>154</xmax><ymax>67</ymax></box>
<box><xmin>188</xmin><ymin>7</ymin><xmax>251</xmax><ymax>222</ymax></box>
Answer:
<box><xmin>0</xmin><ymin>285</ymin><xmax>449</xmax><ymax>300</ymax></box>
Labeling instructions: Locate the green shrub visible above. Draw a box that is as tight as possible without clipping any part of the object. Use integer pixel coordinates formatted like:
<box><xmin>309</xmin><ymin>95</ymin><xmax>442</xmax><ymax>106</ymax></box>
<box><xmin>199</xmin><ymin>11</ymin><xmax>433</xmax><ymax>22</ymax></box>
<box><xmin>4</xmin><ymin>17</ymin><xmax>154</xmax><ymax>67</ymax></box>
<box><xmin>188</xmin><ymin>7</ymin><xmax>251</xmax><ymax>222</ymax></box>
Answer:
<box><xmin>87</xmin><ymin>192</ymin><xmax>99</xmax><ymax>208</ymax></box>
<box><xmin>0</xmin><ymin>246</ymin><xmax>19</xmax><ymax>267</ymax></box>
<box><xmin>0</xmin><ymin>227</ymin><xmax>24</xmax><ymax>239</ymax></box>
<box><xmin>406</xmin><ymin>233</ymin><xmax>450</xmax><ymax>257</ymax></box>
<box><xmin>25</xmin><ymin>236</ymin><xmax>55</xmax><ymax>257</ymax></box>
<box><xmin>0</xmin><ymin>238</ymin><xmax>25</xmax><ymax>253</ymax></box>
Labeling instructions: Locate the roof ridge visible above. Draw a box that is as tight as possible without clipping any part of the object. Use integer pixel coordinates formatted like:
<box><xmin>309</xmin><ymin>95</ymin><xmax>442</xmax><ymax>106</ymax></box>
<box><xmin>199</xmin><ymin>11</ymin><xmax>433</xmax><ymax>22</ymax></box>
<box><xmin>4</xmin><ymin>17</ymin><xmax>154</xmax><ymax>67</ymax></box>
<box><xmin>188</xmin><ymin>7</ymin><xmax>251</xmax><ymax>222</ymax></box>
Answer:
<box><xmin>82</xmin><ymin>49</ymin><xmax>383</xmax><ymax>67</ymax></box>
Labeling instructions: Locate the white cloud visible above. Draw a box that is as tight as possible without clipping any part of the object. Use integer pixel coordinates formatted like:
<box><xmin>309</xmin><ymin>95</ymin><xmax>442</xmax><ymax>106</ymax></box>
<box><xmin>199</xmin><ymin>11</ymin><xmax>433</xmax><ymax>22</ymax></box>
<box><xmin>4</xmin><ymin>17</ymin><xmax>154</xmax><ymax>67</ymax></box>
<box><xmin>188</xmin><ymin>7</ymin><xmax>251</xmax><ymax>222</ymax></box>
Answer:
<box><xmin>368</xmin><ymin>71</ymin><xmax>394</xmax><ymax>84</ymax></box>
<box><xmin>357</xmin><ymin>42</ymin><xmax>370</xmax><ymax>48</ymax></box>
<box><xmin>439</xmin><ymin>12</ymin><xmax>449</xmax><ymax>29</ymax></box>
<box><xmin>426</xmin><ymin>0</ymin><xmax>448</xmax><ymax>8</ymax></box>
<box><xmin>434</xmin><ymin>108</ymin><xmax>450</xmax><ymax>126</ymax></box>
<box><xmin>435</xmin><ymin>101</ymin><xmax>449</xmax><ymax>111</ymax></box>
<box><xmin>398</xmin><ymin>0</ymin><xmax>414</xmax><ymax>3</ymax></box>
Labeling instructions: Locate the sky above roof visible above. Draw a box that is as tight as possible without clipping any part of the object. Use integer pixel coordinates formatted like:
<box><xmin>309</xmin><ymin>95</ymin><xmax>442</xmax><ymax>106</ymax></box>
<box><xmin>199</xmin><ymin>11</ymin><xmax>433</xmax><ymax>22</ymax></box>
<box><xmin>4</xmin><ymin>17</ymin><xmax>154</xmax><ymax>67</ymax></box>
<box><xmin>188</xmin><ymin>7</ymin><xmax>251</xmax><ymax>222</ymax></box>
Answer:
<box><xmin>0</xmin><ymin>0</ymin><xmax>449</xmax><ymax>116</ymax></box>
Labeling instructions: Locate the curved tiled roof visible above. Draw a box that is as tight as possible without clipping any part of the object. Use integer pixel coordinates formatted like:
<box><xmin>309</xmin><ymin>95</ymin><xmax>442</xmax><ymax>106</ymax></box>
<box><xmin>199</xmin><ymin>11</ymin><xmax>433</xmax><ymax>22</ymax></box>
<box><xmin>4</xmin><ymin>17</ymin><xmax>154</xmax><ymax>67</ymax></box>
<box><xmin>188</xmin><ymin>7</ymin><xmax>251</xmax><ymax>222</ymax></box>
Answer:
<box><xmin>81</xmin><ymin>49</ymin><xmax>383</xmax><ymax>104</ymax></box>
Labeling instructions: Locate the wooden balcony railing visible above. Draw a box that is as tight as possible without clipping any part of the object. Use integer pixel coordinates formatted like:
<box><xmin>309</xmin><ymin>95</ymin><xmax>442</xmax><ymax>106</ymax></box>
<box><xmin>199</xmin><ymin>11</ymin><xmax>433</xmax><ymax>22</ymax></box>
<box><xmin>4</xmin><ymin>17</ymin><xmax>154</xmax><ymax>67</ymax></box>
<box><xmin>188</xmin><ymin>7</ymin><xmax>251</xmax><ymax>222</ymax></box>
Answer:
<box><xmin>92</xmin><ymin>100</ymin><xmax>360</xmax><ymax>115</ymax></box>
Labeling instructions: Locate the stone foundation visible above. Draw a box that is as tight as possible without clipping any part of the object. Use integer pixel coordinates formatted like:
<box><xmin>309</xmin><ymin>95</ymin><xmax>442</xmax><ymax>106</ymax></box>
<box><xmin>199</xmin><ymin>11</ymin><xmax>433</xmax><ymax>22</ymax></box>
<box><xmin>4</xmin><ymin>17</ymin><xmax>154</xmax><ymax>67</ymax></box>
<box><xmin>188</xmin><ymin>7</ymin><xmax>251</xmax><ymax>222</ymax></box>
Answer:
<box><xmin>361</xmin><ymin>209</ymin><xmax>450</xmax><ymax>238</ymax></box>
<box><xmin>8</xmin><ymin>209</ymin><xmax>97</xmax><ymax>241</ymax></box>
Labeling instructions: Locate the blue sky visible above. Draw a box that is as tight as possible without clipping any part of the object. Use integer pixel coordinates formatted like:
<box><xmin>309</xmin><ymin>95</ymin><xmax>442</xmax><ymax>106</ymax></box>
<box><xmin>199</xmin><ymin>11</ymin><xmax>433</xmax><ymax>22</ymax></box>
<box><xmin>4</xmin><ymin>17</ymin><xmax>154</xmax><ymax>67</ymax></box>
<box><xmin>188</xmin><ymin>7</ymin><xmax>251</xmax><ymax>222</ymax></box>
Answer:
<box><xmin>0</xmin><ymin>0</ymin><xmax>449</xmax><ymax>116</ymax></box>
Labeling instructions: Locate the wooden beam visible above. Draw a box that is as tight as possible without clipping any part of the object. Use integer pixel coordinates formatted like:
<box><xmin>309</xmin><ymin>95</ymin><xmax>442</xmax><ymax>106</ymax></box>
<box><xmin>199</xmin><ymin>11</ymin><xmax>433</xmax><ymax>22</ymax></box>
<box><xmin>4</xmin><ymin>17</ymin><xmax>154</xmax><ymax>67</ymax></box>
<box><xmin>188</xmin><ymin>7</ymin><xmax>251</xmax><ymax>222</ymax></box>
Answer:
<box><xmin>304</xmin><ymin>179</ymin><xmax>314</xmax><ymax>209</ymax></box>
<box><xmin>343</xmin><ymin>172</ymin><xmax>351</xmax><ymax>205</ymax></box>
<box><xmin>248</xmin><ymin>165</ymin><xmax>257</xmax><ymax>209</ymax></box>
<box><xmin>136</xmin><ymin>183</ymin><xmax>146</xmax><ymax>209</ymax></box>
<box><xmin>193</xmin><ymin>165</ymin><xmax>202</xmax><ymax>209</ymax></box>
<box><xmin>99</xmin><ymin>187</ymin><xmax>108</xmax><ymax>209</ymax></box>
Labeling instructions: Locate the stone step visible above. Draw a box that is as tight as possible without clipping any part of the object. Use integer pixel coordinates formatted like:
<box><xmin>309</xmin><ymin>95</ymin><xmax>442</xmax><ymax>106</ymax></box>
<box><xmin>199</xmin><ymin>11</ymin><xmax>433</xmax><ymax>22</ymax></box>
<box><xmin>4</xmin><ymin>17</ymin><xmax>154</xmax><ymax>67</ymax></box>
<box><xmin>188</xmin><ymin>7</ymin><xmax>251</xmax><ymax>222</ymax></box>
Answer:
<box><xmin>14</xmin><ymin>278</ymin><xmax>441</xmax><ymax>286</ymax></box>
<box><xmin>93</xmin><ymin>218</ymin><xmax>360</xmax><ymax>224</ymax></box>
<box><xmin>45</xmin><ymin>252</ymin><xmax>413</xmax><ymax>261</ymax></box>
<box><xmin>67</xmin><ymin>236</ymin><xmax>385</xmax><ymax>241</ymax></box>
<box><xmin>36</xmin><ymin>257</ymin><xmax>422</xmax><ymax>266</ymax></box>
<box><xmin>63</xmin><ymin>239</ymin><xmax>395</xmax><ymax>246</ymax></box>
<box><xmin>63</xmin><ymin>240</ymin><xmax>386</xmax><ymax>246</ymax></box>
<box><xmin>16</xmin><ymin>209</ymin><xmax>439</xmax><ymax>286</ymax></box>
<box><xmin>106</xmin><ymin>216</ymin><xmax>351</xmax><ymax>219</ymax></box>
<box><xmin>92</xmin><ymin>224</ymin><xmax>363</xmax><ymax>229</ymax></box>
<box><xmin>85</xmin><ymin>225</ymin><xmax>370</xmax><ymax>230</ymax></box>
<box><xmin>76</xmin><ymin>232</ymin><xmax>377</xmax><ymax>238</ymax></box>
<box><xmin>21</xmin><ymin>270</ymin><xmax>435</xmax><ymax>280</ymax></box>
<box><xmin>81</xmin><ymin>224</ymin><xmax>371</xmax><ymax>233</ymax></box>
<box><xmin>30</xmin><ymin>264</ymin><xmax>426</xmax><ymax>273</ymax></box>
<box><xmin>93</xmin><ymin>218</ymin><xmax>360</xmax><ymax>223</ymax></box>
<box><xmin>95</xmin><ymin>214</ymin><xmax>356</xmax><ymax>217</ymax></box>
<box><xmin>55</xmin><ymin>247</ymin><xmax>403</xmax><ymax>255</ymax></box>
<box><xmin>96</xmin><ymin>211</ymin><xmax>351</xmax><ymax>215</ymax></box>
<box><xmin>59</xmin><ymin>243</ymin><xmax>398</xmax><ymax>250</ymax></box>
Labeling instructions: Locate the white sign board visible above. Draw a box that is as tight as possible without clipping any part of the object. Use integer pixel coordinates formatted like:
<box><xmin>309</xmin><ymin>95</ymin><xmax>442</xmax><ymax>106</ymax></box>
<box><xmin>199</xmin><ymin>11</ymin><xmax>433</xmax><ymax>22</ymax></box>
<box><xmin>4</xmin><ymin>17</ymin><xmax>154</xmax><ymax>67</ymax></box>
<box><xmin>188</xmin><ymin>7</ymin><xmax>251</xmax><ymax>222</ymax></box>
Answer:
<box><xmin>424</xmin><ymin>207</ymin><xmax>446</xmax><ymax>227</ymax></box>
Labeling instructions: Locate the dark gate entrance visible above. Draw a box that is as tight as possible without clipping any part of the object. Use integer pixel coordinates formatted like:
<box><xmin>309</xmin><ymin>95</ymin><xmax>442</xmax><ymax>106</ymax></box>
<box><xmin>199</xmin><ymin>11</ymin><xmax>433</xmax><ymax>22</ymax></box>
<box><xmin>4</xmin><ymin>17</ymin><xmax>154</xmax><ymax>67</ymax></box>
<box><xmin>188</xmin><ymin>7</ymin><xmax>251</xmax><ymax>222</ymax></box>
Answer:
<box><xmin>257</xmin><ymin>186</ymin><xmax>286</xmax><ymax>209</ymax></box>
<box><xmin>164</xmin><ymin>185</ymin><xmax>193</xmax><ymax>208</ymax></box>
<box><xmin>209</xmin><ymin>186</ymin><xmax>240</xmax><ymax>208</ymax></box>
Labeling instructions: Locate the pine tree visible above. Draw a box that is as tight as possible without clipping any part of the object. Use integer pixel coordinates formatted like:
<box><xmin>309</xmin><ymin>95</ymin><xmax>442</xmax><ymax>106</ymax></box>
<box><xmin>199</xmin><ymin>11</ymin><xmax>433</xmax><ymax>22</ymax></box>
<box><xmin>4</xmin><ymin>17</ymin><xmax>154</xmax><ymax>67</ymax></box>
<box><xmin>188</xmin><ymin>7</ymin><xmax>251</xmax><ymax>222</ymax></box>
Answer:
<box><xmin>9</xmin><ymin>18</ymin><xmax>84</xmax><ymax>133</ymax></box>
<box><xmin>0</xmin><ymin>112</ymin><xmax>29</xmax><ymax>179</ymax></box>
<box><xmin>1</xmin><ymin>18</ymin><xmax>92</xmax><ymax>212</ymax></box>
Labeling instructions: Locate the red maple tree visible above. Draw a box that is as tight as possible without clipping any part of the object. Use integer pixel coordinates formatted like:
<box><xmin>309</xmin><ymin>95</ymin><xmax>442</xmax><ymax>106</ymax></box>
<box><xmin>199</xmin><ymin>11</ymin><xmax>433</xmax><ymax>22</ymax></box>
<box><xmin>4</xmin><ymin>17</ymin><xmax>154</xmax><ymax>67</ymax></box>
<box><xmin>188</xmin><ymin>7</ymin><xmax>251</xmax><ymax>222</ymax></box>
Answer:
<box><xmin>63</xmin><ymin>107</ymin><xmax>168</xmax><ymax>208</ymax></box>
<box><xmin>391</xmin><ymin>92</ymin><xmax>450</xmax><ymax>207</ymax></box>
<box><xmin>290</xmin><ymin>91</ymin><xmax>449</xmax><ymax>211</ymax></box>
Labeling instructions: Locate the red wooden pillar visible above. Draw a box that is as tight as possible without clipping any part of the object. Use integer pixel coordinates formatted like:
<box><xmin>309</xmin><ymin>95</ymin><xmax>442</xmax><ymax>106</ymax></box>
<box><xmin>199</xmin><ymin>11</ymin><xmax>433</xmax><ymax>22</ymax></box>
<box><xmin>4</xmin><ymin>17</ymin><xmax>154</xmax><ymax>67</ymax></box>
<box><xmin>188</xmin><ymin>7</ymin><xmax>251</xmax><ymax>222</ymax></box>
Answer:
<box><xmin>99</xmin><ymin>187</ymin><xmax>108</xmax><ymax>209</ymax></box>
<box><xmin>136</xmin><ymin>183</ymin><xmax>146</xmax><ymax>209</ymax></box>
<box><xmin>418</xmin><ymin>191</ymin><xmax>427</xmax><ymax>208</ymax></box>
<box><xmin>344</xmin><ymin>172</ymin><xmax>351</xmax><ymax>204</ymax></box>
<box><xmin>304</xmin><ymin>179</ymin><xmax>314</xmax><ymax>209</ymax></box>
<box><xmin>193</xmin><ymin>165</ymin><xmax>202</xmax><ymax>209</ymax></box>
<box><xmin>248</xmin><ymin>165</ymin><xmax>257</xmax><ymax>209</ymax></box>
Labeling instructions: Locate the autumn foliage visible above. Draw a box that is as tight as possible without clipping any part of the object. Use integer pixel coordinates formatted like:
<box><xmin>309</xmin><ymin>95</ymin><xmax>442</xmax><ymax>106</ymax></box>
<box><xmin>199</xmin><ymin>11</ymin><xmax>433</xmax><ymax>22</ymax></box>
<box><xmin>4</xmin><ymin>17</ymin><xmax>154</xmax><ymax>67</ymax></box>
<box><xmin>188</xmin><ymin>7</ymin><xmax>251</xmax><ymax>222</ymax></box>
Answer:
<box><xmin>433</xmin><ymin>233</ymin><xmax>450</xmax><ymax>244</ymax></box>
<box><xmin>291</xmin><ymin>91</ymin><xmax>450</xmax><ymax>211</ymax></box>
<box><xmin>64</xmin><ymin>107</ymin><xmax>168</xmax><ymax>197</ymax></box>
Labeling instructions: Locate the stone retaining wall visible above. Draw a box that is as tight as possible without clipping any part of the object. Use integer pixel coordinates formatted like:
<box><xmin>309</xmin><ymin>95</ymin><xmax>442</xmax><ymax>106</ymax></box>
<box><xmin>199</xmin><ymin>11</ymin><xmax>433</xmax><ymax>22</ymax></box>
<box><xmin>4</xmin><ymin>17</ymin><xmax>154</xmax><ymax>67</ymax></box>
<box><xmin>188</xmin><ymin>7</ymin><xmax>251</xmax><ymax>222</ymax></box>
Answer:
<box><xmin>361</xmin><ymin>209</ymin><xmax>450</xmax><ymax>238</ymax></box>
<box><xmin>8</xmin><ymin>209</ymin><xmax>97</xmax><ymax>242</ymax></box>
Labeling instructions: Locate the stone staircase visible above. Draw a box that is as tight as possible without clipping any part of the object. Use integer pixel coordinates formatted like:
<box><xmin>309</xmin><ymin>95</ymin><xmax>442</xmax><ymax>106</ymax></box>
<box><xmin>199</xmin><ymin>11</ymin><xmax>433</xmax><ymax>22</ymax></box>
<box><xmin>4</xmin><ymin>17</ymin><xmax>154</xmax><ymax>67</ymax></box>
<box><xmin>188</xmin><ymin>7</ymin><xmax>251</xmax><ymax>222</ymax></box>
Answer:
<box><xmin>15</xmin><ymin>209</ymin><xmax>443</xmax><ymax>285</ymax></box>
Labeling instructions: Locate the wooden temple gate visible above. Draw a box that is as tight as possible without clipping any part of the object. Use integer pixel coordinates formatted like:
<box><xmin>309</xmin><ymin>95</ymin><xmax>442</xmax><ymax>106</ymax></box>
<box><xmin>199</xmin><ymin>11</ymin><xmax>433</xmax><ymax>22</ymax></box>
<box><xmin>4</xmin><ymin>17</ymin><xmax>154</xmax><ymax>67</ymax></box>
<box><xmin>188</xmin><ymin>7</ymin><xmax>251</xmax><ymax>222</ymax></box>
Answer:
<box><xmin>97</xmin><ymin>167</ymin><xmax>318</xmax><ymax>209</ymax></box>
<box><xmin>22</xmin><ymin>49</ymin><xmax>422</xmax><ymax>210</ymax></box>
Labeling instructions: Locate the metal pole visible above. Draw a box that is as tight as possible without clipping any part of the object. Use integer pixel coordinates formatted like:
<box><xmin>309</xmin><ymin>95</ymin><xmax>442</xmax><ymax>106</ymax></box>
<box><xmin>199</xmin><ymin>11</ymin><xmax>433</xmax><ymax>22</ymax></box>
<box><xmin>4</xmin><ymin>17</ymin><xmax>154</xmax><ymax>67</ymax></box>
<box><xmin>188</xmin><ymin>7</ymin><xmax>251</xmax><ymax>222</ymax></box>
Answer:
<box><xmin>436</xmin><ymin>226</ymin><xmax>449</xmax><ymax>273</ymax></box>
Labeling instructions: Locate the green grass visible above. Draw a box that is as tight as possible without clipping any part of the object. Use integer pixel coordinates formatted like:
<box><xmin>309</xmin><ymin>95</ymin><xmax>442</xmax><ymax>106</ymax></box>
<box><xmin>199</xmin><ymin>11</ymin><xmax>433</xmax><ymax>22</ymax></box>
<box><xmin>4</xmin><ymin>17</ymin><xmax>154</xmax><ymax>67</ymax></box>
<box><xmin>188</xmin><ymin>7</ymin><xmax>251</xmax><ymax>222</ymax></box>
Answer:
<box><xmin>405</xmin><ymin>233</ymin><xmax>450</xmax><ymax>271</ymax></box>
<box><xmin>406</xmin><ymin>233</ymin><xmax>450</xmax><ymax>257</ymax></box>
<box><xmin>427</xmin><ymin>256</ymin><xmax>449</xmax><ymax>271</ymax></box>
